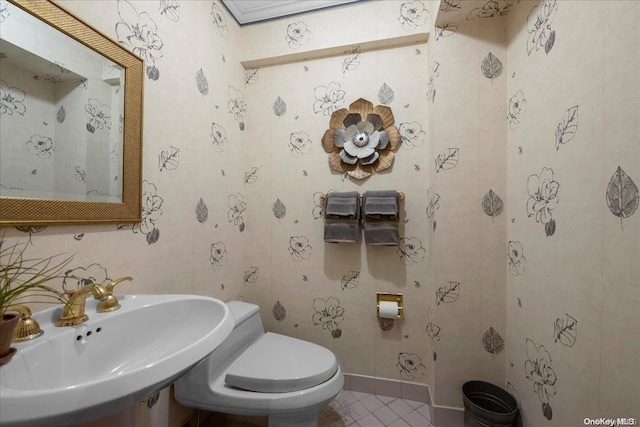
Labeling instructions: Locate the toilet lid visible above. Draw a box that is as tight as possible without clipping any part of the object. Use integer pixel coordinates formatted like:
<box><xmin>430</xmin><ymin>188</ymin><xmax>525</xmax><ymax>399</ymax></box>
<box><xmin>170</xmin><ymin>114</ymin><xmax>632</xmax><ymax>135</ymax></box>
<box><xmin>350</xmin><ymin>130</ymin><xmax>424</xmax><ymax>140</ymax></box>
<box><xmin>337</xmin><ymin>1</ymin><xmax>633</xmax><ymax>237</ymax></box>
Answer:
<box><xmin>225</xmin><ymin>332</ymin><xmax>339</xmax><ymax>393</ymax></box>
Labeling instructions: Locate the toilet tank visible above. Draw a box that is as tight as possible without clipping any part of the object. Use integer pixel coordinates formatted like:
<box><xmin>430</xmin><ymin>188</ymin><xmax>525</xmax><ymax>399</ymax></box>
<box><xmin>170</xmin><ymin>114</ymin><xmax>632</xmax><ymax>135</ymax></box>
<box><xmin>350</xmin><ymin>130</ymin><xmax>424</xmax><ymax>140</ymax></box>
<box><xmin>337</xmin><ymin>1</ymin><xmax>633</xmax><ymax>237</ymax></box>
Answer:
<box><xmin>179</xmin><ymin>300</ymin><xmax>265</xmax><ymax>381</ymax></box>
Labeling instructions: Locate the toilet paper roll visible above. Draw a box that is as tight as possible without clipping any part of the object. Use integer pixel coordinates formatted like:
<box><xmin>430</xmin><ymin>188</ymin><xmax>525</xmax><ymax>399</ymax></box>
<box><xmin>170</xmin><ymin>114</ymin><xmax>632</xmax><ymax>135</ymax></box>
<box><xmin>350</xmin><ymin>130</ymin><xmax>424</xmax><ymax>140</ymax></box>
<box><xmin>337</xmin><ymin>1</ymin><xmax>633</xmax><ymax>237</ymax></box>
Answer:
<box><xmin>378</xmin><ymin>301</ymin><xmax>399</xmax><ymax>319</ymax></box>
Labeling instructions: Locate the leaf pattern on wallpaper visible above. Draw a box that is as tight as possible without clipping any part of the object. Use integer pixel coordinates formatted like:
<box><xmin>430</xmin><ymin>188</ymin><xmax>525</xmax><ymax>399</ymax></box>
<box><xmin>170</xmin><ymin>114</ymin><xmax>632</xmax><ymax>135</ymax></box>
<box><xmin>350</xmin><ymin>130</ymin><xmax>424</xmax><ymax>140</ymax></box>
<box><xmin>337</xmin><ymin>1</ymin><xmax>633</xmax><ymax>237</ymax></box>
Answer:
<box><xmin>285</xmin><ymin>21</ymin><xmax>310</xmax><ymax>48</ymax></box>
<box><xmin>398</xmin><ymin>1</ymin><xmax>429</xmax><ymax>31</ymax></box>
<box><xmin>244</xmin><ymin>267</ymin><xmax>259</xmax><ymax>284</ymax></box>
<box><xmin>228</xmin><ymin>86</ymin><xmax>246</xmax><ymax>131</ymax></box>
<box><xmin>245</xmin><ymin>69</ymin><xmax>259</xmax><ymax>86</ymax></box>
<box><xmin>289</xmin><ymin>132</ymin><xmax>312</xmax><ymax>157</ymax></box>
<box><xmin>397</xmin><ymin>352</ymin><xmax>425</xmax><ymax>380</ymax></box>
<box><xmin>159</xmin><ymin>0</ymin><xmax>179</xmax><ymax>22</ymax></box>
<box><xmin>272</xmin><ymin>198</ymin><xmax>287</xmax><ymax>220</ymax></box>
<box><xmin>399</xmin><ymin>122</ymin><xmax>426</xmax><ymax>149</ymax></box>
<box><xmin>74</xmin><ymin>166</ymin><xmax>87</xmax><ymax>183</ymax></box>
<box><xmin>85</xmin><ymin>98</ymin><xmax>111</xmax><ymax>133</ymax></box>
<box><xmin>115</xmin><ymin>0</ymin><xmax>164</xmax><ymax>80</ymax></box>
<box><xmin>435</xmin><ymin>148</ymin><xmax>459</xmax><ymax>173</ymax></box>
<box><xmin>312</xmin><ymin>297</ymin><xmax>344</xmax><ymax>338</ymax></box>
<box><xmin>195</xmin><ymin>68</ymin><xmax>209</xmax><ymax>96</ymax></box>
<box><xmin>0</xmin><ymin>80</ymin><xmax>26</xmax><ymax>115</ymax></box>
<box><xmin>211</xmin><ymin>2</ymin><xmax>228</xmax><ymax>38</ymax></box>
<box><xmin>313</xmin><ymin>82</ymin><xmax>345</xmax><ymax>116</ymax></box>
<box><xmin>273</xmin><ymin>300</ymin><xmax>287</xmax><ymax>322</ymax></box>
<box><xmin>397</xmin><ymin>237</ymin><xmax>426</xmax><ymax>264</ymax></box>
<box><xmin>378</xmin><ymin>83</ymin><xmax>395</xmax><ymax>105</ymax></box>
<box><xmin>342</xmin><ymin>46</ymin><xmax>361</xmax><ymax>73</ymax></box>
<box><xmin>56</xmin><ymin>105</ymin><xmax>66</xmax><ymax>123</ymax></box>
<box><xmin>26</xmin><ymin>135</ymin><xmax>54</xmax><ymax>158</ymax></box>
<box><xmin>273</xmin><ymin>96</ymin><xmax>287</xmax><ymax>117</ymax></box>
<box><xmin>426</xmin><ymin>187</ymin><xmax>440</xmax><ymax>231</ymax></box>
<box><xmin>228</xmin><ymin>193</ymin><xmax>247</xmax><ymax>232</ymax></box>
<box><xmin>195</xmin><ymin>198</ymin><xmax>208</xmax><ymax>224</ymax></box>
<box><xmin>527</xmin><ymin>167</ymin><xmax>559</xmax><ymax>236</ymax></box>
<box><xmin>554</xmin><ymin>314</ymin><xmax>578</xmax><ymax>347</ymax></box>
<box><xmin>210</xmin><ymin>123</ymin><xmax>228</xmax><ymax>152</ymax></box>
<box><xmin>482</xmin><ymin>189</ymin><xmax>504</xmax><ymax>221</ymax></box>
<box><xmin>606</xmin><ymin>167</ymin><xmax>638</xmax><ymax>229</ymax></box>
<box><xmin>209</xmin><ymin>241</ymin><xmax>227</xmax><ymax>271</ymax></box>
<box><xmin>436</xmin><ymin>281</ymin><xmax>460</xmax><ymax>305</ymax></box>
<box><xmin>524</xmin><ymin>338</ymin><xmax>557</xmax><ymax>420</ymax></box>
<box><xmin>481</xmin><ymin>52</ymin><xmax>503</xmax><ymax>81</ymax></box>
<box><xmin>467</xmin><ymin>0</ymin><xmax>517</xmax><ymax>20</ymax></box>
<box><xmin>555</xmin><ymin>105</ymin><xmax>579</xmax><ymax>150</ymax></box>
<box><xmin>508</xmin><ymin>90</ymin><xmax>527</xmax><ymax>130</ymax></box>
<box><xmin>508</xmin><ymin>241</ymin><xmax>526</xmax><ymax>276</ymax></box>
<box><xmin>159</xmin><ymin>146</ymin><xmax>179</xmax><ymax>171</ymax></box>
<box><xmin>427</xmin><ymin>62</ymin><xmax>440</xmax><ymax>103</ymax></box>
<box><xmin>289</xmin><ymin>236</ymin><xmax>312</xmax><ymax>261</ymax></box>
<box><xmin>341</xmin><ymin>271</ymin><xmax>360</xmax><ymax>290</ymax></box>
<box><xmin>435</xmin><ymin>24</ymin><xmax>458</xmax><ymax>40</ymax></box>
<box><xmin>244</xmin><ymin>167</ymin><xmax>259</xmax><ymax>185</ymax></box>
<box><xmin>482</xmin><ymin>326</ymin><xmax>505</xmax><ymax>355</ymax></box>
<box><xmin>526</xmin><ymin>0</ymin><xmax>557</xmax><ymax>55</ymax></box>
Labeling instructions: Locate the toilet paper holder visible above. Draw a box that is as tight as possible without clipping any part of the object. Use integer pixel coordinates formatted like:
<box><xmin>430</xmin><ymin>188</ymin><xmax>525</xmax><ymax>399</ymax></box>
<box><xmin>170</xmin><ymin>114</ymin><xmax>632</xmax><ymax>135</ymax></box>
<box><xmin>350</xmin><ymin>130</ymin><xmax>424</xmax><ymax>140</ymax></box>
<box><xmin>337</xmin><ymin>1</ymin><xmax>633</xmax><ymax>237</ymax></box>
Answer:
<box><xmin>376</xmin><ymin>292</ymin><xmax>404</xmax><ymax>320</ymax></box>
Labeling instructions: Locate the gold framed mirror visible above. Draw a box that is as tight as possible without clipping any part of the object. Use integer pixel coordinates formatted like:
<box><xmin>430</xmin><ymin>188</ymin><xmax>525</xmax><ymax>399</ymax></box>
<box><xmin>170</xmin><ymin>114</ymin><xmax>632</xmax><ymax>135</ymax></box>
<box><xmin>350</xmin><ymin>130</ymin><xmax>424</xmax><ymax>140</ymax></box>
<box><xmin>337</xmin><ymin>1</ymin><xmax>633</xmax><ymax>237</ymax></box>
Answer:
<box><xmin>0</xmin><ymin>0</ymin><xmax>143</xmax><ymax>226</ymax></box>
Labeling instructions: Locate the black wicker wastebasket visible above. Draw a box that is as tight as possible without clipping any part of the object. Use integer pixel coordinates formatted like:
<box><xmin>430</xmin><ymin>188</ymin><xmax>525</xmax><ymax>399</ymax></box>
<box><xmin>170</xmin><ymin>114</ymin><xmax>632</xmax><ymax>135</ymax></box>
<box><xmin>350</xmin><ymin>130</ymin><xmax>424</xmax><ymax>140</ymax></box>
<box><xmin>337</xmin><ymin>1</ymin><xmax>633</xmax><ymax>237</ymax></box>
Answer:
<box><xmin>462</xmin><ymin>381</ymin><xmax>518</xmax><ymax>427</ymax></box>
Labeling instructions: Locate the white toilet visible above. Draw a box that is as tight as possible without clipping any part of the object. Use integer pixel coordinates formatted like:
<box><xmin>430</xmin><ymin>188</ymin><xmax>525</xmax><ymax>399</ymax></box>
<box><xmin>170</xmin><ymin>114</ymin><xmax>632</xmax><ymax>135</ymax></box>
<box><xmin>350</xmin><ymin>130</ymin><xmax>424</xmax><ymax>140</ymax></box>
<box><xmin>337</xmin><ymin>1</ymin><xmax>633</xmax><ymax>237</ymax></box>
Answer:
<box><xmin>174</xmin><ymin>300</ymin><xmax>344</xmax><ymax>427</ymax></box>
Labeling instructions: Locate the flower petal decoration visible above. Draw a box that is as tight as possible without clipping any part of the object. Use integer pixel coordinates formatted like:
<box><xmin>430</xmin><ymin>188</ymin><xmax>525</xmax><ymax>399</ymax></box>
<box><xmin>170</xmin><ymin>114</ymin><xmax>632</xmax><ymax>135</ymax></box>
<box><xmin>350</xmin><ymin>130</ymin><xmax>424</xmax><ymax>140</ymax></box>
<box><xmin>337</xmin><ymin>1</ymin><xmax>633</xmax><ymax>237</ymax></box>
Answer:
<box><xmin>322</xmin><ymin>98</ymin><xmax>401</xmax><ymax>179</ymax></box>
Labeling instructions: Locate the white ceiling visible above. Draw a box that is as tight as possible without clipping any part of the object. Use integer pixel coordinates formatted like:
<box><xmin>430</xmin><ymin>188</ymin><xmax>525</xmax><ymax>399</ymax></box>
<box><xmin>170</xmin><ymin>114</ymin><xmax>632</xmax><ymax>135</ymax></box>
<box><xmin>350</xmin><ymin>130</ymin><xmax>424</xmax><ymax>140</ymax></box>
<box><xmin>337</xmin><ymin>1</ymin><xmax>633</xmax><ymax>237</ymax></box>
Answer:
<box><xmin>221</xmin><ymin>0</ymin><xmax>364</xmax><ymax>25</ymax></box>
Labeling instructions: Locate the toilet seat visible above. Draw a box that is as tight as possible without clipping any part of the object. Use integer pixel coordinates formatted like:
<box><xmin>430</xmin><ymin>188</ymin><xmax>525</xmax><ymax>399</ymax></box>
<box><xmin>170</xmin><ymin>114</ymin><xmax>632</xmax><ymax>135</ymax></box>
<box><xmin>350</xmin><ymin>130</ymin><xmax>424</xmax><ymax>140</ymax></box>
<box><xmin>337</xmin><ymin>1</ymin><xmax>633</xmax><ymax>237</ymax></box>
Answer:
<box><xmin>225</xmin><ymin>332</ymin><xmax>338</xmax><ymax>393</ymax></box>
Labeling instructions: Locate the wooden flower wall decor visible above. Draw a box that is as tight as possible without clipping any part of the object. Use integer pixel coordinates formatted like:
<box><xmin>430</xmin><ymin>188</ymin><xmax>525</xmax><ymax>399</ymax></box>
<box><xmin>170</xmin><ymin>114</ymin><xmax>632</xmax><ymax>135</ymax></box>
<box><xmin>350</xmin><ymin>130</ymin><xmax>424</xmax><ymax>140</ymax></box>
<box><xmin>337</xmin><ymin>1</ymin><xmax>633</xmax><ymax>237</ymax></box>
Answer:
<box><xmin>322</xmin><ymin>98</ymin><xmax>401</xmax><ymax>179</ymax></box>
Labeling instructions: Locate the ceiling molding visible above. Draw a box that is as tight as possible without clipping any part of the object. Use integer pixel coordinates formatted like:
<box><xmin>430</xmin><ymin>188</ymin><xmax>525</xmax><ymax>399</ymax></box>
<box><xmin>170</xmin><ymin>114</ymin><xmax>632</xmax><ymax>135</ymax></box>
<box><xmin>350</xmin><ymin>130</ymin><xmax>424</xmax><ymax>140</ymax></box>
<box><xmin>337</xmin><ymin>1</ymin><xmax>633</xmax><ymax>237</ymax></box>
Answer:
<box><xmin>221</xmin><ymin>0</ymin><xmax>365</xmax><ymax>25</ymax></box>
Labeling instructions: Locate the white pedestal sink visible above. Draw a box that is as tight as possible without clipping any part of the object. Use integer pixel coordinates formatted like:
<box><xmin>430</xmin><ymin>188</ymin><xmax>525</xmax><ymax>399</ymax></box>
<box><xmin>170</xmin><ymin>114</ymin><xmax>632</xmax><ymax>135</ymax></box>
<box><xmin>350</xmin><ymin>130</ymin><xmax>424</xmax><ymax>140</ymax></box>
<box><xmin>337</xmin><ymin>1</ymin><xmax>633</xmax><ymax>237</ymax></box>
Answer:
<box><xmin>0</xmin><ymin>294</ymin><xmax>235</xmax><ymax>427</ymax></box>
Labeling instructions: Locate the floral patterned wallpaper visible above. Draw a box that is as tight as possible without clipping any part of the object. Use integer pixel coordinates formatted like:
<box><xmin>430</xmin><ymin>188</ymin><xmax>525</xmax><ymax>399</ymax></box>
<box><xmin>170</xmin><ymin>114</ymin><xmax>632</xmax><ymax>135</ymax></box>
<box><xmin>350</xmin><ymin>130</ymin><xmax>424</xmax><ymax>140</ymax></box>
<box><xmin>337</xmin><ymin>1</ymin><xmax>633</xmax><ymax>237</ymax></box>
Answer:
<box><xmin>1</xmin><ymin>1</ymin><xmax>637</xmax><ymax>427</ymax></box>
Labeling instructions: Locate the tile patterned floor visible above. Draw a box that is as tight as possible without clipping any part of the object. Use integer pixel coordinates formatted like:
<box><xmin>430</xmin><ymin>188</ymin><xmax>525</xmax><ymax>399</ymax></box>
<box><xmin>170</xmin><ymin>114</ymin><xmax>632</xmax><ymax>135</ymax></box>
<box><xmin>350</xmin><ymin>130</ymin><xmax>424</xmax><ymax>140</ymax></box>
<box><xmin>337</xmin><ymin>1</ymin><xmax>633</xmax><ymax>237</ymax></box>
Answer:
<box><xmin>318</xmin><ymin>390</ymin><xmax>432</xmax><ymax>427</ymax></box>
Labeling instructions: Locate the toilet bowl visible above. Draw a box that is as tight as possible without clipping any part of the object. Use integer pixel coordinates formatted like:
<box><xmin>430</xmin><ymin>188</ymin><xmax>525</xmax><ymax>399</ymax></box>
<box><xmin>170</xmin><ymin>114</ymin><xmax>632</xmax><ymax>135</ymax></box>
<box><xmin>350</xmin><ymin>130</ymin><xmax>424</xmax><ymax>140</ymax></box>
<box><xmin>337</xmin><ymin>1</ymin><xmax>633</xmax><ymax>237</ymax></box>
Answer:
<box><xmin>174</xmin><ymin>300</ymin><xmax>344</xmax><ymax>427</ymax></box>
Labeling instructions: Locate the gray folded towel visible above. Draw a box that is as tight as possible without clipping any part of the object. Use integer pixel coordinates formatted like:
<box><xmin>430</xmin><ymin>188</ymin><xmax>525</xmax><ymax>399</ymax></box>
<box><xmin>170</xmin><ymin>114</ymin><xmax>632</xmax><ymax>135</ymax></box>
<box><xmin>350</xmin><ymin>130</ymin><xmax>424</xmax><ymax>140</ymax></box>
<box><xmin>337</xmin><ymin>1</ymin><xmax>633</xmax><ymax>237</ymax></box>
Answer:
<box><xmin>362</xmin><ymin>190</ymin><xmax>400</xmax><ymax>245</ymax></box>
<box><xmin>326</xmin><ymin>198</ymin><xmax>359</xmax><ymax>219</ymax></box>
<box><xmin>324</xmin><ymin>219</ymin><xmax>360</xmax><ymax>243</ymax></box>
<box><xmin>324</xmin><ymin>191</ymin><xmax>361</xmax><ymax>243</ymax></box>
<box><xmin>325</xmin><ymin>191</ymin><xmax>360</xmax><ymax>219</ymax></box>
<box><xmin>363</xmin><ymin>221</ymin><xmax>399</xmax><ymax>246</ymax></box>
<box><xmin>362</xmin><ymin>190</ymin><xmax>398</xmax><ymax>219</ymax></box>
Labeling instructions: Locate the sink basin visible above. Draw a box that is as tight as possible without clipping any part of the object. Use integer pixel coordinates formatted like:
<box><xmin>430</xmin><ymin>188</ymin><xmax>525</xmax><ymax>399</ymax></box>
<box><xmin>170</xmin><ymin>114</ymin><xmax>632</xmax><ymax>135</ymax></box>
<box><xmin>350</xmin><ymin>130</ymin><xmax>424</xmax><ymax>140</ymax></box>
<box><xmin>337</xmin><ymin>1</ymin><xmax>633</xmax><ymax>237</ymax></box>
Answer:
<box><xmin>0</xmin><ymin>294</ymin><xmax>235</xmax><ymax>427</ymax></box>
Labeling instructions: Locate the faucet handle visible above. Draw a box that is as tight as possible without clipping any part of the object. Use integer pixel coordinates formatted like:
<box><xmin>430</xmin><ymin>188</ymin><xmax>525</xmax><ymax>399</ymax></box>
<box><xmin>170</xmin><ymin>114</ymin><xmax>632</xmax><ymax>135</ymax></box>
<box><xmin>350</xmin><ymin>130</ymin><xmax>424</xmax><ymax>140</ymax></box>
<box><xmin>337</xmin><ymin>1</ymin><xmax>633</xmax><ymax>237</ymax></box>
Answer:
<box><xmin>105</xmin><ymin>276</ymin><xmax>133</xmax><ymax>293</ymax></box>
<box><xmin>98</xmin><ymin>277</ymin><xmax>133</xmax><ymax>313</ymax></box>
<box><xmin>7</xmin><ymin>304</ymin><xmax>43</xmax><ymax>342</ymax></box>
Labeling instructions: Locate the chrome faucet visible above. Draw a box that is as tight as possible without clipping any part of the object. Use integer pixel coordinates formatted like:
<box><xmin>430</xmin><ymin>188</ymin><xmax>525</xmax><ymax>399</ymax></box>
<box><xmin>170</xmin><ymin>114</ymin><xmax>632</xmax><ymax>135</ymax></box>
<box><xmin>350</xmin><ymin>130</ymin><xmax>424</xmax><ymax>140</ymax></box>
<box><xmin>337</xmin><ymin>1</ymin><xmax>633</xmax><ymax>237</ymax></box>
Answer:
<box><xmin>56</xmin><ymin>283</ymin><xmax>109</xmax><ymax>327</ymax></box>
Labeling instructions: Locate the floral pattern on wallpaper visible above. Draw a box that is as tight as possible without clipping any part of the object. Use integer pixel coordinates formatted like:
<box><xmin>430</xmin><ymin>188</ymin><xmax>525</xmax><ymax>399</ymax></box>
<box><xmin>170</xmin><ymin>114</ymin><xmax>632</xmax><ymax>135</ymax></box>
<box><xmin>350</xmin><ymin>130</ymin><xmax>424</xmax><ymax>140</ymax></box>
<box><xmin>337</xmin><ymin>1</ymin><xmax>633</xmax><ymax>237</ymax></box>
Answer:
<box><xmin>524</xmin><ymin>338</ymin><xmax>557</xmax><ymax>420</ymax></box>
<box><xmin>398</xmin><ymin>1</ymin><xmax>429</xmax><ymax>31</ymax></box>
<box><xmin>312</xmin><ymin>297</ymin><xmax>344</xmax><ymax>338</ymax></box>
<box><xmin>115</xmin><ymin>0</ymin><xmax>164</xmax><ymax>80</ymax></box>
<box><xmin>526</xmin><ymin>0</ymin><xmax>557</xmax><ymax>55</ymax></box>
<box><xmin>285</xmin><ymin>21</ymin><xmax>310</xmax><ymax>48</ymax></box>
<box><xmin>526</xmin><ymin>167</ymin><xmax>559</xmax><ymax>236</ymax></box>
<box><xmin>0</xmin><ymin>79</ymin><xmax>26</xmax><ymax>116</ymax></box>
<box><xmin>128</xmin><ymin>180</ymin><xmax>164</xmax><ymax>245</ymax></box>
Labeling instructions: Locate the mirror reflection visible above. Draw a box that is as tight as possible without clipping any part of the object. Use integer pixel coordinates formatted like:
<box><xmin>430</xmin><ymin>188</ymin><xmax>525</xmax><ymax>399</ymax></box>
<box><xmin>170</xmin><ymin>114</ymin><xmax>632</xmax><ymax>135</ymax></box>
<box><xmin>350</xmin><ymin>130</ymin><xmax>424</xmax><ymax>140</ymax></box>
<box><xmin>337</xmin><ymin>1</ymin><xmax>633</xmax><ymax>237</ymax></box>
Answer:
<box><xmin>0</xmin><ymin>1</ymin><xmax>125</xmax><ymax>203</ymax></box>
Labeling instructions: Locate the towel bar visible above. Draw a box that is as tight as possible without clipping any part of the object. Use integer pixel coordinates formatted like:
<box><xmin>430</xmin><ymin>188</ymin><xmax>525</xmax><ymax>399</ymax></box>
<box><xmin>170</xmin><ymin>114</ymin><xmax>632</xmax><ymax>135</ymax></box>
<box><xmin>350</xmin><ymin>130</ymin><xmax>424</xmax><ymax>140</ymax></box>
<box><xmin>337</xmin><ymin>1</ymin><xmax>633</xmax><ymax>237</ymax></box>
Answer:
<box><xmin>320</xmin><ymin>192</ymin><xmax>404</xmax><ymax>204</ymax></box>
